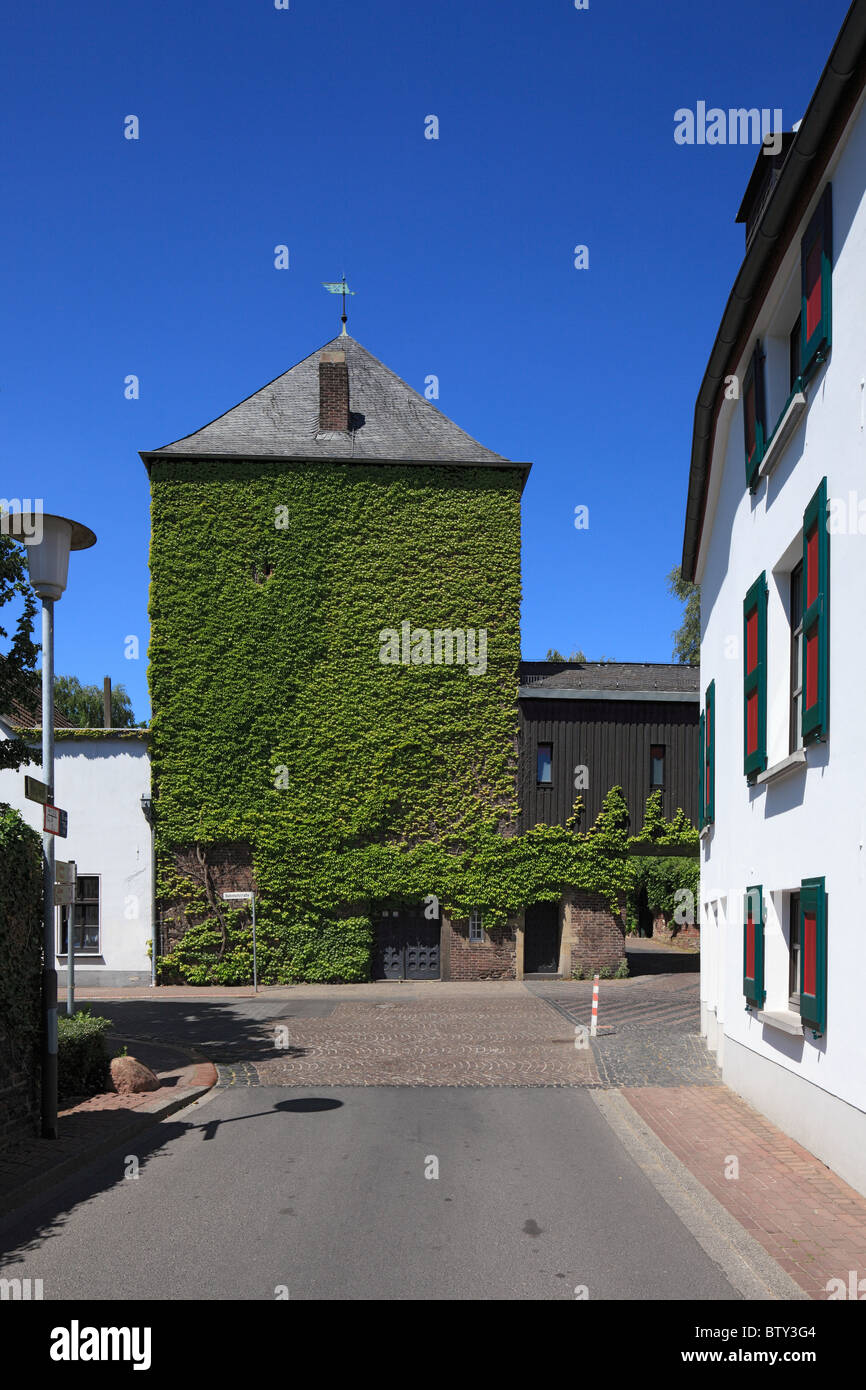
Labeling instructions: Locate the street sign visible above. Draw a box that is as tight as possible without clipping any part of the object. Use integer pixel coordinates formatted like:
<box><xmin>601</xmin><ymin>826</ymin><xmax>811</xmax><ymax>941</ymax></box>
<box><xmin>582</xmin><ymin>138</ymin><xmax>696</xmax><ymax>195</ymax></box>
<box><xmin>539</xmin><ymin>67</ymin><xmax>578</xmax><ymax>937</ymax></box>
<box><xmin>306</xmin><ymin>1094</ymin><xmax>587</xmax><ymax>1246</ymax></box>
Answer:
<box><xmin>43</xmin><ymin>805</ymin><xmax>68</xmax><ymax>838</ymax></box>
<box><xmin>25</xmin><ymin>776</ymin><xmax>53</xmax><ymax>805</ymax></box>
<box><xmin>221</xmin><ymin>891</ymin><xmax>258</xmax><ymax>991</ymax></box>
<box><xmin>55</xmin><ymin>859</ymin><xmax>76</xmax><ymax>905</ymax></box>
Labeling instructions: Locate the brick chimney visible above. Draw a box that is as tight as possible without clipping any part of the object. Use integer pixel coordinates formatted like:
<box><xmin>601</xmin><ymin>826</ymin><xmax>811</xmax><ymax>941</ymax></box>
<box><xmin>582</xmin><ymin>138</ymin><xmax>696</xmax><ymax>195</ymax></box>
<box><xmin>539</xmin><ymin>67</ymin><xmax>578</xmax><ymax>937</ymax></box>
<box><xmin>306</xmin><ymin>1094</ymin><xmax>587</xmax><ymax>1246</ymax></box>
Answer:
<box><xmin>319</xmin><ymin>350</ymin><xmax>350</xmax><ymax>432</ymax></box>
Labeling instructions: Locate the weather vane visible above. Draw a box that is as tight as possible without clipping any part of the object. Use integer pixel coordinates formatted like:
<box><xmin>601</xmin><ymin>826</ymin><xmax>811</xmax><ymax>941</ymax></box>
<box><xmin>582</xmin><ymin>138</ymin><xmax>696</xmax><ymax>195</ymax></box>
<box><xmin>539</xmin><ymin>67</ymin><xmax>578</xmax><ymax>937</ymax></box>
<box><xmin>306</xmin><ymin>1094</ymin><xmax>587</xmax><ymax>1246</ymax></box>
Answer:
<box><xmin>322</xmin><ymin>276</ymin><xmax>356</xmax><ymax>336</ymax></box>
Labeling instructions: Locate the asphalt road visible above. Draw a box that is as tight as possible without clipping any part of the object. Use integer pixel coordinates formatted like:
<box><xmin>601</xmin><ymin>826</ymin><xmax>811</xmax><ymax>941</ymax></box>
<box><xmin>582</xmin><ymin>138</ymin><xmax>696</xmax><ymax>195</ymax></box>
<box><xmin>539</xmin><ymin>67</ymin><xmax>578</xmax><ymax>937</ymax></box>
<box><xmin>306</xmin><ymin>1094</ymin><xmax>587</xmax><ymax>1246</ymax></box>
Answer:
<box><xmin>0</xmin><ymin>1084</ymin><xmax>740</xmax><ymax>1300</ymax></box>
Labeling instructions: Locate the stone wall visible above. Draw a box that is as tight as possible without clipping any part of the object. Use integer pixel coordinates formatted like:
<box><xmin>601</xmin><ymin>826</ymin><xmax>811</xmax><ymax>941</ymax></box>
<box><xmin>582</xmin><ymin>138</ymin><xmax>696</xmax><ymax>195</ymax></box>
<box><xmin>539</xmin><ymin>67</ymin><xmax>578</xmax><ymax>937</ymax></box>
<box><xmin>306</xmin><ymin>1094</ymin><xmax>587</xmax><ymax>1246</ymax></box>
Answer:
<box><xmin>442</xmin><ymin>914</ymin><xmax>518</xmax><ymax>980</ymax></box>
<box><xmin>563</xmin><ymin>889</ymin><xmax>627</xmax><ymax>976</ymax></box>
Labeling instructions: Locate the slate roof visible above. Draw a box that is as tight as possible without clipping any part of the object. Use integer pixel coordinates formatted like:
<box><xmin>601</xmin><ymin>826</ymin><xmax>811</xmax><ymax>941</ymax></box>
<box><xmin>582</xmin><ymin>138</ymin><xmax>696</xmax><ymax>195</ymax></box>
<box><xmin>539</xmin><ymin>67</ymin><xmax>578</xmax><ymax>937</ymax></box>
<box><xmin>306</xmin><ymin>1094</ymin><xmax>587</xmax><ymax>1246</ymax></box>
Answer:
<box><xmin>141</xmin><ymin>335</ymin><xmax>517</xmax><ymax>469</ymax></box>
<box><xmin>519</xmin><ymin>662</ymin><xmax>699</xmax><ymax>694</ymax></box>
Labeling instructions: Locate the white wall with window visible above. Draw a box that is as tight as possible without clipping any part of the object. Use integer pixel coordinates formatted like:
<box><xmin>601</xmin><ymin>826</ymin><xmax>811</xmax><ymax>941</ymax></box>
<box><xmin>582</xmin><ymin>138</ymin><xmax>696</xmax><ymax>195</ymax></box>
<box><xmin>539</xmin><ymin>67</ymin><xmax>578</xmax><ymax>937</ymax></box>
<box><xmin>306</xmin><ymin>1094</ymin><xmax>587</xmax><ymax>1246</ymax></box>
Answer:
<box><xmin>692</xmin><ymin>85</ymin><xmax>866</xmax><ymax>1196</ymax></box>
<box><xmin>0</xmin><ymin>729</ymin><xmax>153</xmax><ymax>986</ymax></box>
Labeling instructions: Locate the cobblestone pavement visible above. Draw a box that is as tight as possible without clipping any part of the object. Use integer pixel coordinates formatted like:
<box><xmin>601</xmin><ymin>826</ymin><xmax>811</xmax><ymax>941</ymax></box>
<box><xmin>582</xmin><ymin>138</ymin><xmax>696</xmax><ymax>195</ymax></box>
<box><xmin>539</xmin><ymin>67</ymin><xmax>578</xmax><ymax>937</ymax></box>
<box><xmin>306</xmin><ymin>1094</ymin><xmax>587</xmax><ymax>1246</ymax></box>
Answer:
<box><xmin>624</xmin><ymin>1085</ymin><xmax>866</xmax><ymax>1299</ymax></box>
<box><xmin>527</xmin><ymin>975</ymin><xmax>721</xmax><ymax>1089</ymax></box>
<box><xmin>252</xmin><ymin>997</ymin><xmax>600</xmax><ymax>1087</ymax></box>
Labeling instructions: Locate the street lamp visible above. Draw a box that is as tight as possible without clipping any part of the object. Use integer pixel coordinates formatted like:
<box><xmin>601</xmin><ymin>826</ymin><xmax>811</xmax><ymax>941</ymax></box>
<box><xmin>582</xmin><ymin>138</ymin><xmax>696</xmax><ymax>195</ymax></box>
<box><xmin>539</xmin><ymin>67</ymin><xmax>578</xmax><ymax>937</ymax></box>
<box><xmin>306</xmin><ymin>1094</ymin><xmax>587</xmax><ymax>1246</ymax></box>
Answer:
<box><xmin>22</xmin><ymin>511</ymin><xmax>96</xmax><ymax>1140</ymax></box>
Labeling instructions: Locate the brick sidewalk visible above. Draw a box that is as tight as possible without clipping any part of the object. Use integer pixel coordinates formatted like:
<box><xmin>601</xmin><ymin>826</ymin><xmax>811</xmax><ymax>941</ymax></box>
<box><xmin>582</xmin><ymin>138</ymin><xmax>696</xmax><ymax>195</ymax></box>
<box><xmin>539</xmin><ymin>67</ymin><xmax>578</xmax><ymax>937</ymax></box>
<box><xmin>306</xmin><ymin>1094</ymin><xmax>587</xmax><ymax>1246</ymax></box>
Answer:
<box><xmin>0</xmin><ymin>1051</ymin><xmax>216</xmax><ymax>1218</ymax></box>
<box><xmin>623</xmin><ymin>1085</ymin><xmax>866</xmax><ymax>1300</ymax></box>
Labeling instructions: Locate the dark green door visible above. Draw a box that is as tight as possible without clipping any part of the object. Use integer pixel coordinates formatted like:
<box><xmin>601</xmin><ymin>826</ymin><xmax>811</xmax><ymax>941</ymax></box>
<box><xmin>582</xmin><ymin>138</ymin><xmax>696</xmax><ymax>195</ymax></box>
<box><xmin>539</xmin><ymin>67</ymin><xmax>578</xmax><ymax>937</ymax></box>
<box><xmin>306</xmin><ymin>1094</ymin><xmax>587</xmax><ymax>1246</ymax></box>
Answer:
<box><xmin>524</xmin><ymin>901</ymin><xmax>561</xmax><ymax>974</ymax></box>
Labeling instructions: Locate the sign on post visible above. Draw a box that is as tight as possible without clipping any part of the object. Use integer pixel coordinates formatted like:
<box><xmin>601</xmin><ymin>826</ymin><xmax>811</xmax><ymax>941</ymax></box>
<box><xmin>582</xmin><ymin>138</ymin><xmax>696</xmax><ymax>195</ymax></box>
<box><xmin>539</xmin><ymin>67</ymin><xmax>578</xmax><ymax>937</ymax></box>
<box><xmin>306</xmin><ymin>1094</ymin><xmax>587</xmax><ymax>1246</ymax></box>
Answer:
<box><xmin>25</xmin><ymin>775</ymin><xmax>53</xmax><ymax>805</ymax></box>
<box><xmin>58</xmin><ymin>861</ymin><xmax>78</xmax><ymax>1016</ymax></box>
<box><xmin>43</xmin><ymin>805</ymin><xmax>68</xmax><ymax>838</ymax></box>
<box><xmin>222</xmin><ymin>891</ymin><xmax>258</xmax><ymax>993</ymax></box>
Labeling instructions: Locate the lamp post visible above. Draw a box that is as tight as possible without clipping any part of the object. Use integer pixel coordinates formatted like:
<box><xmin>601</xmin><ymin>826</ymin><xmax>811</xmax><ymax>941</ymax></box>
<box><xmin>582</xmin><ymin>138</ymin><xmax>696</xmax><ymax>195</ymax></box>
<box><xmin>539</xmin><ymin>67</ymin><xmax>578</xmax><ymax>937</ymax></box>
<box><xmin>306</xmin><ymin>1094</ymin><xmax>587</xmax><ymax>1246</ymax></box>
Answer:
<box><xmin>22</xmin><ymin>511</ymin><xmax>96</xmax><ymax>1140</ymax></box>
<box><xmin>140</xmin><ymin>793</ymin><xmax>157</xmax><ymax>988</ymax></box>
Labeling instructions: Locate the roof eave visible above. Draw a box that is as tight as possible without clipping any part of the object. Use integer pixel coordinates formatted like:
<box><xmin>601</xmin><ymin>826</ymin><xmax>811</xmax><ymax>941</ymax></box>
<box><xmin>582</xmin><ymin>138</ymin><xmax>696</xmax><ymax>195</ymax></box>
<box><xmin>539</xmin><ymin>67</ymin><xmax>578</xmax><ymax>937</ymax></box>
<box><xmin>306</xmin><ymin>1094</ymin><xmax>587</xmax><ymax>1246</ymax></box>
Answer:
<box><xmin>681</xmin><ymin>1</ymin><xmax>866</xmax><ymax>582</ymax></box>
<box><xmin>141</xmin><ymin>450</ymin><xmax>532</xmax><ymax>488</ymax></box>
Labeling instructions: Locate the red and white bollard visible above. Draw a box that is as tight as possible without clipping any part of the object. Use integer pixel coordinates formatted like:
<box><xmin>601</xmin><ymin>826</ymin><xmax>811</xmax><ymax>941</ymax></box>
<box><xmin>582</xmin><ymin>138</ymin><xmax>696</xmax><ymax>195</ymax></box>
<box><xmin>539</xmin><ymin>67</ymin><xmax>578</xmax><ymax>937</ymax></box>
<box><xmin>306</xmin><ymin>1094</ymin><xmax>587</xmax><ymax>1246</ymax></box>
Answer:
<box><xmin>590</xmin><ymin>974</ymin><xmax>600</xmax><ymax>1037</ymax></box>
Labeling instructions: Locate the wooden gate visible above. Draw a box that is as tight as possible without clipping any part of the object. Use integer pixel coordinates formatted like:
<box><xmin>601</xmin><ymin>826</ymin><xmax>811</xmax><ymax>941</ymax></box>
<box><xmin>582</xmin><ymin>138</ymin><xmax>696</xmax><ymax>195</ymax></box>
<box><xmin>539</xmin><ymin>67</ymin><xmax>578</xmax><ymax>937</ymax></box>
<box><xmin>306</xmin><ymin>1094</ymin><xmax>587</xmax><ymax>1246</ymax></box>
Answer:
<box><xmin>372</xmin><ymin>905</ymin><xmax>440</xmax><ymax>980</ymax></box>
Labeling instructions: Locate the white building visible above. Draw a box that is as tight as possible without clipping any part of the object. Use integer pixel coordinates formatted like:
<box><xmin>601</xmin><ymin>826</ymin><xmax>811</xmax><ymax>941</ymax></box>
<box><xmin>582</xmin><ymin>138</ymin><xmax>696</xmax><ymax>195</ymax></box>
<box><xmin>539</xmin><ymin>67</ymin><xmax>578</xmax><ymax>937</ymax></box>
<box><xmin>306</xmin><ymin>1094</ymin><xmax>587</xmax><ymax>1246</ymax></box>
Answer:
<box><xmin>682</xmin><ymin>3</ymin><xmax>866</xmax><ymax>1197</ymax></box>
<box><xmin>0</xmin><ymin>708</ymin><xmax>153</xmax><ymax>988</ymax></box>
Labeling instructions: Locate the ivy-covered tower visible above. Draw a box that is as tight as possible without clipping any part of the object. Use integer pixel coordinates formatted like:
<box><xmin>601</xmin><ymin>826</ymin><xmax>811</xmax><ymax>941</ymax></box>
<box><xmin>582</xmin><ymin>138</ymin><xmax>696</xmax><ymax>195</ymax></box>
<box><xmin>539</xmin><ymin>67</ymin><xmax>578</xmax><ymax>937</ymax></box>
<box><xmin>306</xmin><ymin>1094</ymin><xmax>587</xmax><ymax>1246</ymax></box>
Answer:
<box><xmin>141</xmin><ymin>335</ymin><xmax>530</xmax><ymax>982</ymax></box>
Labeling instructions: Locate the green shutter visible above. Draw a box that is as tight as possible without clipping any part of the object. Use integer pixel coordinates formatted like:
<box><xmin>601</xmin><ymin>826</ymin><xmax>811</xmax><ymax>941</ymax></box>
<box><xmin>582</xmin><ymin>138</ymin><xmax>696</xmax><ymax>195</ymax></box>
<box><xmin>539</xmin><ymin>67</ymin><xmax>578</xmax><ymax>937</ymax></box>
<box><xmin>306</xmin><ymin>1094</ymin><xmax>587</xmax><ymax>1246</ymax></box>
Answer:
<box><xmin>743</xmin><ymin>343</ymin><xmax>766</xmax><ymax>491</ymax></box>
<box><xmin>705</xmin><ymin>680</ymin><xmax>715</xmax><ymax>824</ymax></box>
<box><xmin>743</xmin><ymin>573</ymin><xmax>768</xmax><ymax>779</ymax></box>
<box><xmin>800</xmin><ymin>876</ymin><xmax>827</xmax><ymax>1035</ymax></box>
<box><xmin>743</xmin><ymin>885</ymin><xmax>765</xmax><ymax>1008</ymax></box>
<box><xmin>801</xmin><ymin>185</ymin><xmax>832</xmax><ymax>379</ymax></box>
<box><xmin>699</xmin><ymin>710</ymin><xmax>705</xmax><ymax>831</ymax></box>
<box><xmin>802</xmin><ymin>477</ymin><xmax>829</xmax><ymax>744</ymax></box>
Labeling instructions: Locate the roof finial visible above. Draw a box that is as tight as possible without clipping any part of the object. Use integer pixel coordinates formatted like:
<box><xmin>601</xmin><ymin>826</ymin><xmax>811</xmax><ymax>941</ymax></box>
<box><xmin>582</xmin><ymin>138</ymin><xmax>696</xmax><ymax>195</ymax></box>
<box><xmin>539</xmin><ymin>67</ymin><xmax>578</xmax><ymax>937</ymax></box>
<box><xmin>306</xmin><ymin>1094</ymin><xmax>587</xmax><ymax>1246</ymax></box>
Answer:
<box><xmin>322</xmin><ymin>276</ymin><xmax>356</xmax><ymax>337</ymax></box>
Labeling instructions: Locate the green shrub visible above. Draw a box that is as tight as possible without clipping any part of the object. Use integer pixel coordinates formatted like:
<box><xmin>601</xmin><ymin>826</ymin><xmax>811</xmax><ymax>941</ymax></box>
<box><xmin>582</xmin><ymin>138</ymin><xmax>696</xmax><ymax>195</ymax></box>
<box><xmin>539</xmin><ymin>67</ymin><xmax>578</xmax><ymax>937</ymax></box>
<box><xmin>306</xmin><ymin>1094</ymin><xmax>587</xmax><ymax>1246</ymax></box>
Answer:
<box><xmin>599</xmin><ymin>965</ymin><xmax>613</xmax><ymax>980</ymax></box>
<box><xmin>614</xmin><ymin>957</ymin><xmax>630</xmax><ymax>979</ymax></box>
<box><xmin>0</xmin><ymin>803</ymin><xmax>42</xmax><ymax>1137</ymax></box>
<box><xmin>57</xmin><ymin>1012</ymin><xmax>113</xmax><ymax>1098</ymax></box>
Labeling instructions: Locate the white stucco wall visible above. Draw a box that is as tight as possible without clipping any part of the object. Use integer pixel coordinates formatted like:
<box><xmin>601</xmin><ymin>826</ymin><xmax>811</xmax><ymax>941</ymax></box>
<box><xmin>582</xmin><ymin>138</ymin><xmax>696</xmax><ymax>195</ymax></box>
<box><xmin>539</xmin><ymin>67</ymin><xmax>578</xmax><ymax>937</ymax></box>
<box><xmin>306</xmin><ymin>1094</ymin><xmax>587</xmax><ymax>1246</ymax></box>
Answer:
<box><xmin>0</xmin><ymin>730</ymin><xmax>152</xmax><ymax>985</ymax></box>
<box><xmin>695</xmin><ymin>91</ymin><xmax>866</xmax><ymax>1191</ymax></box>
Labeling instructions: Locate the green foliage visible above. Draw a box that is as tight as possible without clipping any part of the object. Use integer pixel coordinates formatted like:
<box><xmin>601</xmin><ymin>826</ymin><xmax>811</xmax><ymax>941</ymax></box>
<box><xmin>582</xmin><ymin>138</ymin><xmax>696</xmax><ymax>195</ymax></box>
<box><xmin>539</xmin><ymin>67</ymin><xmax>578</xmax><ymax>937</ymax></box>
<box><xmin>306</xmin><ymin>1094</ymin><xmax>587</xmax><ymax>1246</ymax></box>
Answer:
<box><xmin>0</xmin><ymin>532</ymin><xmax>39</xmax><ymax>770</ymax></box>
<box><xmin>57</xmin><ymin>1012</ymin><xmax>113</xmax><ymax>1098</ymax></box>
<box><xmin>626</xmin><ymin>792</ymin><xmax>700</xmax><ymax>934</ymax></box>
<box><xmin>52</xmin><ymin>674</ymin><xmax>140</xmax><ymax>728</ymax></box>
<box><xmin>545</xmin><ymin>647</ymin><xmax>587</xmax><ymax>662</ymax></box>
<box><xmin>614</xmin><ymin>957</ymin><xmax>630</xmax><ymax>979</ymax></box>
<box><xmin>667</xmin><ymin>564</ymin><xmax>700</xmax><ymax>666</ymax></box>
<box><xmin>0</xmin><ymin>804</ymin><xmax>42</xmax><ymax>1129</ymax></box>
<box><xmin>148</xmin><ymin>458</ymin><xmax>635</xmax><ymax>983</ymax></box>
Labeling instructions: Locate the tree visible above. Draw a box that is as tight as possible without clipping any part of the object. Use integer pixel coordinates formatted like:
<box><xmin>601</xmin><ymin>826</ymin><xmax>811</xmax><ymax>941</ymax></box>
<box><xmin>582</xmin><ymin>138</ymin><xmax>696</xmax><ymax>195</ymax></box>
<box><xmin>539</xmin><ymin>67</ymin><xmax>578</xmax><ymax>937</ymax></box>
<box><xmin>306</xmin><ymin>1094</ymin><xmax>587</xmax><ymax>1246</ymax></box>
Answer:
<box><xmin>545</xmin><ymin>647</ymin><xmax>587</xmax><ymax>662</ymax></box>
<box><xmin>667</xmin><ymin>565</ymin><xmax>700</xmax><ymax>665</ymax></box>
<box><xmin>0</xmin><ymin>532</ymin><xmax>39</xmax><ymax>770</ymax></box>
<box><xmin>52</xmin><ymin>675</ymin><xmax>139</xmax><ymax>728</ymax></box>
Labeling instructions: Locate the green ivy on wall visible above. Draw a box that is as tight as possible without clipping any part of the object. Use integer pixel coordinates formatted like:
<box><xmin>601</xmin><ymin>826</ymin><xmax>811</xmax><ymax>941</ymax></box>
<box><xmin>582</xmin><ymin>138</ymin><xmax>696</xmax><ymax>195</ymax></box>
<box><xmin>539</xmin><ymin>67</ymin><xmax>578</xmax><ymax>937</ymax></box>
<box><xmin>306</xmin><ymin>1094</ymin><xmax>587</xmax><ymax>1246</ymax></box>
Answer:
<box><xmin>626</xmin><ymin>791</ymin><xmax>700</xmax><ymax>934</ymax></box>
<box><xmin>148</xmin><ymin>457</ymin><xmax>663</xmax><ymax>984</ymax></box>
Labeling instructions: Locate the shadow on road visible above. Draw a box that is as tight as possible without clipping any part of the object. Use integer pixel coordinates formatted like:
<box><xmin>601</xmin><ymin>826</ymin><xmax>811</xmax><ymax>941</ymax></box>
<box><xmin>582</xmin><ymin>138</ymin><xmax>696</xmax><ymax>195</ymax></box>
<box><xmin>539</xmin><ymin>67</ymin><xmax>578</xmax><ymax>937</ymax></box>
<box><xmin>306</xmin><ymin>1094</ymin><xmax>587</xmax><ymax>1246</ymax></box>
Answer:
<box><xmin>73</xmin><ymin>997</ymin><xmax>336</xmax><ymax>1066</ymax></box>
<box><xmin>0</xmin><ymin>1091</ymin><xmax>342</xmax><ymax>1265</ymax></box>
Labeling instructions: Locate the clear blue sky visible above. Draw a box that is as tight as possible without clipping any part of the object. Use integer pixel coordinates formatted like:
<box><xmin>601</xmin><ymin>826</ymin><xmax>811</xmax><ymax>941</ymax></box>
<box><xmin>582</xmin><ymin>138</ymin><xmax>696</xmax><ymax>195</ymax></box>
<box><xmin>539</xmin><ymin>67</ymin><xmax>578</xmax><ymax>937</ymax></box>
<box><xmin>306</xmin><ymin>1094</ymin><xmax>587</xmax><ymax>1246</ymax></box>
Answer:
<box><xmin>1</xmin><ymin>0</ymin><xmax>850</xmax><ymax>721</ymax></box>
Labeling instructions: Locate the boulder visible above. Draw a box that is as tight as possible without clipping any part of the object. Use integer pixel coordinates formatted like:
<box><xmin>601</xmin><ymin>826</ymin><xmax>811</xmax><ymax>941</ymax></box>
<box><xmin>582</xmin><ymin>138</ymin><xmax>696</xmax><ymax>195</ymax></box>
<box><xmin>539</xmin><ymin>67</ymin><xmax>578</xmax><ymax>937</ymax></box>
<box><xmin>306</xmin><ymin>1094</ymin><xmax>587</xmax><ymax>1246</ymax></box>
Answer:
<box><xmin>110</xmin><ymin>1056</ymin><xmax>161</xmax><ymax>1095</ymax></box>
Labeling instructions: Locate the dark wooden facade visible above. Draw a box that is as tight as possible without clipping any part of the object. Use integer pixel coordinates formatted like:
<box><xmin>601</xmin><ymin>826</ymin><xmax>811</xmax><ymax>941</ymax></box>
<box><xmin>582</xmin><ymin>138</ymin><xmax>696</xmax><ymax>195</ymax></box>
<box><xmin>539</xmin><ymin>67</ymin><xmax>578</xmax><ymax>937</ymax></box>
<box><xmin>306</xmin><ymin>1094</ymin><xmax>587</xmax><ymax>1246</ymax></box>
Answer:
<box><xmin>518</xmin><ymin>693</ymin><xmax>700</xmax><ymax>834</ymax></box>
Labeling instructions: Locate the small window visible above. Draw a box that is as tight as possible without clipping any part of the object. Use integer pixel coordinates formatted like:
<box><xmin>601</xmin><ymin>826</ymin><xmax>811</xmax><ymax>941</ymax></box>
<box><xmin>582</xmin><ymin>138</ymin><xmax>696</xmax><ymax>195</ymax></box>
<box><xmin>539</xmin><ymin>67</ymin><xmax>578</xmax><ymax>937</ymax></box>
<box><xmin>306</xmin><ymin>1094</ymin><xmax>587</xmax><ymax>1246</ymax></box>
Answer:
<box><xmin>469</xmin><ymin>909</ymin><xmax>483</xmax><ymax>942</ymax></box>
<box><xmin>789</xmin><ymin>561</ymin><xmax>804</xmax><ymax>754</ymax></box>
<box><xmin>650</xmin><ymin>744</ymin><xmax>665</xmax><ymax>790</ymax></box>
<box><xmin>789</xmin><ymin>313</ymin><xmax>802</xmax><ymax>391</ymax></box>
<box><xmin>59</xmin><ymin>875</ymin><xmax>100</xmax><ymax>955</ymax></box>
<box><xmin>537</xmin><ymin>743</ymin><xmax>552</xmax><ymax>785</ymax></box>
<box><xmin>788</xmin><ymin>890</ymin><xmax>801</xmax><ymax>1010</ymax></box>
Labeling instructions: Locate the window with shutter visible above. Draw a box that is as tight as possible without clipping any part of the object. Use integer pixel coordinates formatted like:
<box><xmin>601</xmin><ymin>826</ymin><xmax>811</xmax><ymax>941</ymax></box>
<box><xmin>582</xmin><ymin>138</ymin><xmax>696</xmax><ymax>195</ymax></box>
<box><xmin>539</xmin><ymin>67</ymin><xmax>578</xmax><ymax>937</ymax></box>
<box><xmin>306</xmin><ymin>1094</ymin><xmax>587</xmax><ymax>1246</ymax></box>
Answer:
<box><xmin>801</xmin><ymin>185</ymin><xmax>832</xmax><ymax>379</ymax></box>
<box><xmin>704</xmin><ymin>681</ymin><xmax>715</xmax><ymax>824</ymax></box>
<box><xmin>799</xmin><ymin>876</ymin><xmax>827</xmax><ymax>1034</ymax></box>
<box><xmin>743</xmin><ymin>343</ymin><xmax>766</xmax><ymax>491</ymax></box>
<box><xmin>802</xmin><ymin>478</ymin><xmax>829</xmax><ymax>743</ymax></box>
<box><xmin>743</xmin><ymin>574</ymin><xmax>768</xmax><ymax>779</ymax></box>
<box><xmin>699</xmin><ymin>711</ymin><xmax>706</xmax><ymax>831</ymax></box>
<box><xmin>743</xmin><ymin>885</ymin><xmax>765</xmax><ymax>1008</ymax></box>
